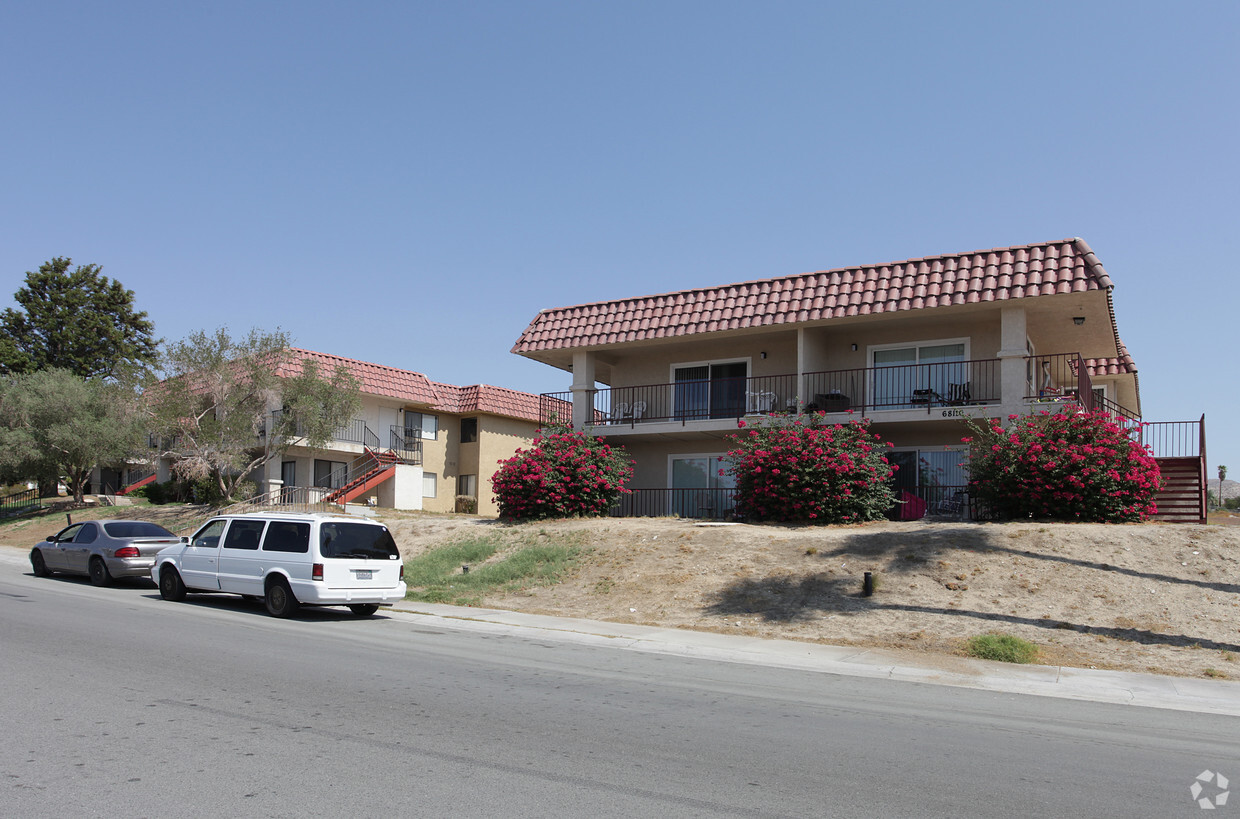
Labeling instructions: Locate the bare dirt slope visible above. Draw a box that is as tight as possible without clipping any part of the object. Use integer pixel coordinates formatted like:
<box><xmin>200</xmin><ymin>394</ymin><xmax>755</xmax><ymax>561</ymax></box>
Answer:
<box><xmin>6</xmin><ymin>505</ymin><xmax>1240</xmax><ymax>679</ymax></box>
<box><xmin>376</xmin><ymin>512</ymin><xmax>1240</xmax><ymax>679</ymax></box>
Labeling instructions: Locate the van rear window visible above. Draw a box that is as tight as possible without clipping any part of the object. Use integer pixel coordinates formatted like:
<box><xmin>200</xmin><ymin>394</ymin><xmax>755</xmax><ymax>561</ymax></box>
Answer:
<box><xmin>262</xmin><ymin>522</ymin><xmax>311</xmax><ymax>553</ymax></box>
<box><xmin>319</xmin><ymin>523</ymin><xmax>399</xmax><ymax>560</ymax></box>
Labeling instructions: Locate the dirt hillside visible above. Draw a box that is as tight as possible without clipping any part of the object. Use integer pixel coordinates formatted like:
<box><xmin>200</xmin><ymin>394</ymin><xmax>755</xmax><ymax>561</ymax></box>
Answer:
<box><xmin>6</xmin><ymin>505</ymin><xmax>1240</xmax><ymax>679</ymax></box>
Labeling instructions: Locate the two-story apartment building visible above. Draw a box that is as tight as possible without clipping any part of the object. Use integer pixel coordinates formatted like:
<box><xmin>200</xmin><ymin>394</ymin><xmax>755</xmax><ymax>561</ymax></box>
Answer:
<box><xmin>128</xmin><ymin>349</ymin><xmax>550</xmax><ymax>516</ymax></box>
<box><xmin>513</xmin><ymin>238</ymin><xmax>1206</xmax><ymax>521</ymax></box>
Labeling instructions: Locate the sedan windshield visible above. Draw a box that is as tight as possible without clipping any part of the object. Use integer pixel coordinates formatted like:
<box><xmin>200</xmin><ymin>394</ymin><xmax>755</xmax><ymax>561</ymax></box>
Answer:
<box><xmin>103</xmin><ymin>522</ymin><xmax>177</xmax><ymax>538</ymax></box>
<box><xmin>319</xmin><ymin>523</ymin><xmax>399</xmax><ymax>559</ymax></box>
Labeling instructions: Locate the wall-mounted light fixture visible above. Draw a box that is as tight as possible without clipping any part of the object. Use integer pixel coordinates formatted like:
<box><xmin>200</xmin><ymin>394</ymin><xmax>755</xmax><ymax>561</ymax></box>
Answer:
<box><xmin>851</xmin><ymin>343</ymin><xmax>858</xmax><ymax>351</ymax></box>
<box><xmin>760</xmin><ymin>351</ymin><xmax>767</xmax><ymax>359</ymax></box>
<box><xmin>1073</xmin><ymin>316</ymin><xmax>1085</xmax><ymax>326</ymax></box>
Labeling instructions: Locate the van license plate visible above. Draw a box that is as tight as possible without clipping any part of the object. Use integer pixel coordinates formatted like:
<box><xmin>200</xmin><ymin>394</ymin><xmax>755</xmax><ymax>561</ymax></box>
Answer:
<box><xmin>355</xmin><ymin>569</ymin><xmax>373</xmax><ymax>580</ymax></box>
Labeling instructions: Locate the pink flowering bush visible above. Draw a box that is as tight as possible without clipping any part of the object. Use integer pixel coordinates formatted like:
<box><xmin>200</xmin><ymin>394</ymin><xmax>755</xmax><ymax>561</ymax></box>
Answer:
<box><xmin>723</xmin><ymin>414</ymin><xmax>897</xmax><ymax>523</ymax></box>
<box><xmin>491</xmin><ymin>424</ymin><xmax>633</xmax><ymax>521</ymax></box>
<box><xmin>963</xmin><ymin>410</ymin><xmax>1161</xmax><ymax>522</ymax></box>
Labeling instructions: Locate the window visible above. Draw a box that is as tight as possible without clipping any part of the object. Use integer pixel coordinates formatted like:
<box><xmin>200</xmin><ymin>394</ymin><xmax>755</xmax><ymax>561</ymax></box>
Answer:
<box><xmin>888</xmin><ymin>448</ymin><xmax>968</xmax><ymax>519</ymax></box>
<box><xmin>870</xmin><ymin>340</ymin><xmax>968</xmax><ymax>409</ymax></box>
<box><xmin>460</xmin><ymin>417</ymin><xmax>478</xmax><ymax>443</ymax></box>
<box><xmin>262</xmin><ymin>521</ymin><xmax>311</xmax><ymax>553</ymax></box>
<box><xmin>457</xmin><ymin>474</ymin><xmax>477</xmax><ymax>498</ymax></box>
<box><xmin>314</xmin><ymin>459</ymin><xmax>347</xmax><ymax>489</ymax></box>
<box><xmin>672</xmin><ymin>361</ymin><xmax>747</xmax><ymax>420</ymax></box>
<box><xmin>423</xmin><ymin>472</ymin><xmax>437</xmax><ymax>498</ymax></box>
<box><xmin>319</xmin><ymin>523</ymin><xmax>399</xmax><ymax>560</ymax></box>
<box><xmin>191</xmin><ymin>520</ymin><xmax>226</xmax><ymax>549</ymax></box>
<box><xmin>104</xmin><ymin>522</ymin><xmax>175</xmax><ymax>539</ymax></box>
<box><xmin>405</xmin><ymin>412</ymin><xmax>438</xmax><ymax>440</ymax></box>
<box><xmin>670</xmin><ymin>455</ymin><xmax>735</xmax><ymax>517</ymax></box>
<box><xmin>73</xmin><ymin>523</ymin><xmax>98</xmax><ymax>543</ymax></box>
<box><xmin>222</xmin><ymin>519</ymin><xmax>265</xmax><ymax>551</ymax></box>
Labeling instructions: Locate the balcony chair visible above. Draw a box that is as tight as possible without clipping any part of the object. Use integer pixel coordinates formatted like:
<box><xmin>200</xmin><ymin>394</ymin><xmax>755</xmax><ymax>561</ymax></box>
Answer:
<box><xmin>745</xmin><ymin>391</ymin><xmax>778</xmax><ymax>414</ymax></box>
<box><xmin>631</xmin><ymin>401</ymin><xmax>646</xmax><ymax>421</ymax></box>
<box><xmin>610</xmin><ymin>402</ymin><xmax>631</xmax><ymax>424</ymax></box>
<box><xmin>910</xmin><ymin>388</ymin><xmax>942</xmax><ymax>406</ymax></box>
<box><xmin>944</xmin><ymin>382</ymin><xmax>971</xmax><ymax>406</ymax></box>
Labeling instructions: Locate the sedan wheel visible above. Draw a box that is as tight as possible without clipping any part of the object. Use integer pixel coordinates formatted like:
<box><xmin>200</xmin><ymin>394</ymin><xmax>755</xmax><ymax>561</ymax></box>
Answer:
<box><xmin>30</xmin><ymin>550</ymin><xmax>50</xmax><ymax>577</ymax></box>
<box><xmin>88</xmin><ymin>557</ymin><xmax>113</xmax><ymax>587</ymax></box>
<box><xmin>265</xmin><ymin>578</ymin><xmax>299</xmax><ymax>618</ymax></box>
<box><xmin>159</xmin><ymin>566</ymin><xmax>187</xmax><ymax>601</ymax></box>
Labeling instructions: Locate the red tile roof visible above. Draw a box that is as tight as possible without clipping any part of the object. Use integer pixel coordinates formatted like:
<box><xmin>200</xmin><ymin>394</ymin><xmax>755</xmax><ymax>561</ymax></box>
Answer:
<box><xmin>281</xmin><ymin>349</ymin><xmax>545</xmax><ymax>424</ymax></box>
<box><xmin>513</xmin><ymin>238</ymin><xmax>1115</xmax><ymax>354</ymax></box>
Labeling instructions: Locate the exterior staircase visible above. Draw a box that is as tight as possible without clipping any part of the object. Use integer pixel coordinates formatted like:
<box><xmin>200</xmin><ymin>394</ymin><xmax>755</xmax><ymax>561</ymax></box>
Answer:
<box><xmin>1152</xmin><ymin>456</ymin><xmax>1206</xmax><ymax>524</ymax></box>
<box><xmin>118</xmin><ymin>473</ymin><xmax>158</xmax><ymax>495</ymax></box>
<box><xmin>325</xmin><ymin>449</ymin><xmax>400</xmax><ymax>505</ymax></box>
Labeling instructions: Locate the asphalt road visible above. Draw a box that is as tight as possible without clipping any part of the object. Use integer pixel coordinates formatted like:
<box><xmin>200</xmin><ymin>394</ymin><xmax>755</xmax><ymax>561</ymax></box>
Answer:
<box><xmin>3</xmin><ymin>561</ymin><xmax>1237</xmax><ymax>818</ymax></box>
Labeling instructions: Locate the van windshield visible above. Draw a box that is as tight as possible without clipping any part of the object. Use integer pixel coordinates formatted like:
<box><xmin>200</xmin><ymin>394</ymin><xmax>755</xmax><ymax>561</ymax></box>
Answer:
<box><xmin>319</xmin><ymin>523</ymin><xmax>399</xmax><ymax>560</ymax></box>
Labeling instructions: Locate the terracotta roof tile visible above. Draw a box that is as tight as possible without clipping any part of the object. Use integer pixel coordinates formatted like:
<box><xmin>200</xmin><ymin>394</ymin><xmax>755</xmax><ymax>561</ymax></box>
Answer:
<box><xmin>280</xmin><ymin>349</ymin><xmax>546</xmax><ymax>424</ymax></box>
<box><xmin>513</xmin><ymin>238</ymin><xmax>1117</xmax><ymax>355</ymax></box>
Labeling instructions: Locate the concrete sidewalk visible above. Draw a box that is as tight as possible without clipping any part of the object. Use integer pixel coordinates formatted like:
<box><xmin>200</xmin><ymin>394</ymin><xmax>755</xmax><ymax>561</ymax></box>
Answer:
<box><xmin>391</xmin><ymin>600</ymin><xmax>1240</xmax><ymax>717</ymax></box>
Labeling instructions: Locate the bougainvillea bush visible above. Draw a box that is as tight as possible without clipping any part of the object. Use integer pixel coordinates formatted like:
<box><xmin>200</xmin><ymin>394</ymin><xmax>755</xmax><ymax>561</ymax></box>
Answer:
<box><xmin>963</xmin><ymin>410</ymin><xmax>1161</xmax><ymax>522</ymax></box>
<box><xmin>491</xmin><ymin>424</ymin><xmax>633</xmax><ymax>521</ymax></box>
<box><xmin>723</xmin><ymin>414</ymin><xmax>897</xmax><ymax>523</ymax></box>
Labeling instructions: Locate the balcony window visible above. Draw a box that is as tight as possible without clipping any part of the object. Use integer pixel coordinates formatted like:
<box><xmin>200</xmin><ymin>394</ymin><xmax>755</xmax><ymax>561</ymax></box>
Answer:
<box><xmin>672</xmin><ymin>361</ymin><xmax>747</xmax><ymax>420</ymax></box>
<box><xmin>405</xmin><ymin>412</ymin><xmax>438</xmax><ymax>441</ymax></box>
<box><xmin>871</xmin><ymin>341</ymin><xmax>968</xmax><ymax>409</ymax></box>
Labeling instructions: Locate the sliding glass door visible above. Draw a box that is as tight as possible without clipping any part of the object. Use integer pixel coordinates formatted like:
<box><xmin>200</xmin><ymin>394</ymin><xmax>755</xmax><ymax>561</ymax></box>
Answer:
<box><xmin>673</xmin><ymin>362</ymin><xmax>747</xmax><ymax>420</ymax></box>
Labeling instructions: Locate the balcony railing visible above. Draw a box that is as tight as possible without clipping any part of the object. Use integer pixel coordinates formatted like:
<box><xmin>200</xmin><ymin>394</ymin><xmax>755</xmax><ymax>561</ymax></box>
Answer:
<box><xmin>608</xmin><ymin>487</ymin><xmax>739</xmax><ymax>520</ymax></box>
<box><xmin>542</xmin><ymin>358</ymin><xmax>1004</xmax><ymax>427</ymax></box>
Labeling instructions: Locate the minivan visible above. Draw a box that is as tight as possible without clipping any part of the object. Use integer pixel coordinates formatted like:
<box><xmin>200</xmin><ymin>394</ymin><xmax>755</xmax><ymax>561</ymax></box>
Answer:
<box><xmin>152</xmin><ymin>512</ymin><xmax>407</xmax><ymax>617</ymax></box>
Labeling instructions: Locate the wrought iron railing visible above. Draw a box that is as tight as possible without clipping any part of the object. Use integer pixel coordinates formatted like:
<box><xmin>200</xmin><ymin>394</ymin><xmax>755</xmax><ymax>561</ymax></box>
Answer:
<box><xmin>1140</xmin><ymin>416</ymin><xmax>1206</xmax><ymax>459</ymax></box>
<box><xmin>0</xmin><ymin>487</ymin><xmax>40</xmax><ymax>518</ymax></box>
<box><xmin>607</xmin><ymin>487</ymin><xmax>739</xmax><ymax>519</ymax></box>
<box><xmin>542</xmin><ymin>358</ymin><xmax>1005</xmax><ymax>427</ymax></box>
<box><xmin>389</xmin><ymin>426</ymin><xmax>424</xmax><ymax>465</ymax></box>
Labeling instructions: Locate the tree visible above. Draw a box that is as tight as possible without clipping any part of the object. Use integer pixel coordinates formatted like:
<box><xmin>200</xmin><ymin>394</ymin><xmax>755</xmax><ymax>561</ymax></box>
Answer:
<box><xmin>147</xmin><ymin>328</ymin><xmax>361</xmax><ymax>502</ymax></box>
<box><xmin>1220</xmin><ymin>464</ymin><xmax>1229</xmax><ymax>510</ymax></box>
<box><xmin>0</xmin><ymin>257</ymin><xmax>159</xmax><ymax>379</ymax></box>
<box><xmin>0</xmin><ymin>369</ymin><xmax>146</xmax><ymax>503</ymax></box>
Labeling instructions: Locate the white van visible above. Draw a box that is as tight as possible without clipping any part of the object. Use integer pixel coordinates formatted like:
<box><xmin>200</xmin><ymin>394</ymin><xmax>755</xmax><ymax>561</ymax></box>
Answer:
<box><xmin>152</xmin><ymin>512</ymin><xmax>407</xmax><ymax>617</ymax></box>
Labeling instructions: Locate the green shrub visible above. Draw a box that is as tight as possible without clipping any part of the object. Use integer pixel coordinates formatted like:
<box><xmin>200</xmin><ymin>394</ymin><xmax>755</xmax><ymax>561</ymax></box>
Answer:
<box><xmin>965</xmin><ymin>633</ymin><xmax>1039</xmax><ymax>664</ymax></box>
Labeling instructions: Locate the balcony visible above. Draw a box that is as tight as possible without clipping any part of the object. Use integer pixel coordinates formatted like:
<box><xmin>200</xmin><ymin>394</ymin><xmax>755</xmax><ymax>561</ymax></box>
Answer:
<box><xmin>542</xmin><ymin>358</ymin><xmax>1004</xmax><ymax>428</ymax></box>
<box><xmin>542</xmin><ymin>353</ymin><xmax>1140</xmax><ymax>430</ymax></box>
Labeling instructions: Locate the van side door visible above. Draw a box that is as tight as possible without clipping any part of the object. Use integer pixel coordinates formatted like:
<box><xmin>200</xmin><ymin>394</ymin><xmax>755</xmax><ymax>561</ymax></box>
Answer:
<box><xmin>217</xmin><ymin>519</ymin><xmax>267</xmax><ymax>596</ymax></box>
<box><xmin>181</xmin><ymin>519</ymin><xmax>226</xmax><ymax>590</ymax></box>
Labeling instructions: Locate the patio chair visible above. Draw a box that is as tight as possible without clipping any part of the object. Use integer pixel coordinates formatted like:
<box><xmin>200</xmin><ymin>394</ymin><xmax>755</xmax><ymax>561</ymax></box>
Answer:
<box><xmin>945</xmin><ymin>382</ymin><xmax>971</xmax><ymax>406</ymax></box>
<box><xmin>631</xmin><ymin>401</ymin><xmax>646</xmax><ymax>421</ymax></box>
<box><xmin>935</xmin><ymin>491</ymin><xmax>966</xmax><ymax>517</ymax></box>
<box><xmin>910</xmin><ymin>388</ymin><xmax>942</xmax><ymax>406</ymax></box>
<box><xmin>610</xmin><ymin>402</ymin><xmax>631</xmax><ymax>423</ymax></box>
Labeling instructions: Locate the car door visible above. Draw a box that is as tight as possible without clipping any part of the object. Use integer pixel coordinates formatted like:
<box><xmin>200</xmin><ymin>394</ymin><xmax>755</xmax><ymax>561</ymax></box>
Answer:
<box><xmin>43</xmin><ymin>524</ymin><xmax>83</xmax><ymax>571</ymax></box>
<box><xmin>180</xmin><ymin>519</ymin><xmax>226</xmax><ymax>590</ymax></box>
<box><xmin>216</xmin><ymin>519</ymin><xmax>266</xmax><ymax>595</ymax></box>
<box><xmin>66</xmin><ymin>522</ymin><xmax>100</xmax><ymax>573</ymax></box>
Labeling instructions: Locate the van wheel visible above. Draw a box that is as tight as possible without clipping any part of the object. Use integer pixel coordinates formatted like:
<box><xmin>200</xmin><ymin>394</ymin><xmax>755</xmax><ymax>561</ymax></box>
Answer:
<box><xmin>89</xmin><ymin>557</ymin><xmax>113</xmax><ymax>587</ymax></box>
<box><xmin>265</xmin><ymin>578</ymin><xmax>299</xmax><ymax>618</ymax></box>
<box><xmin>348</xmin><ymin>604</ymin><xmax>379</xmax><ymax>617</ymax></box>
<box><xmin>30</xmin><ymin>550</ymin><xmax>51</xmax><ymax>577</ymax></box>
<box><xmin>159</xmin><ymin>566</ymin><xmax>187</xmax><ymax>601</ymax></box>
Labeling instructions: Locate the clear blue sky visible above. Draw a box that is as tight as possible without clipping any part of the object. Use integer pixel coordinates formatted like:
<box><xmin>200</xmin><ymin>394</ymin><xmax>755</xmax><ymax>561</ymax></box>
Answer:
<box><xmin>2</xmin><ymin>1</ymin><xmax>1236</xmax><ymax>476</ymax></box>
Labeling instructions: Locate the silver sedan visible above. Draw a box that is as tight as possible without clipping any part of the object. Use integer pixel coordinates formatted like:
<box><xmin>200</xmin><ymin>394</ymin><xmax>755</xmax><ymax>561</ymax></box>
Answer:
<box><xmin>30</xmin><ymin>520</ymin><xmax>182</xmax><ymax>586</ymax></box>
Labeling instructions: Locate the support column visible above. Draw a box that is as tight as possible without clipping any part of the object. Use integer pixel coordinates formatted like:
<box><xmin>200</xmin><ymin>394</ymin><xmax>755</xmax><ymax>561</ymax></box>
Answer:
<box><xmin>997</xmin><ymin>306</ymin><xmax>1028</xmax><ymax>412</ymax></box>
<box><xmin>571</xmin><ymin>351</ymin><xmax>597</xmax><ymax>431</ymax></box>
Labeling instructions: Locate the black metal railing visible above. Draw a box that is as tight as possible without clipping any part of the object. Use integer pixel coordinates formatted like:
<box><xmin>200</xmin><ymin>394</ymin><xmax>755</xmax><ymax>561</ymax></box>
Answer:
<box><xmin>1140</xmin><ymin>417</ymin><xmax>1205</xmax><ymax>459</ymax></box>
<box><xmin>608</xmin><ymin>487</ymin><xmax>739</xmax><ymax>519</ymax></box>
<box><xmin>0</xmin><ymin>487</ymin><xmax>40</xmax><ymax>518</ymax></box>
<box><xmin>542</xmin><ymin>359</ymin><xmax>1005</xmax><ymax>427</ymax></box>
<box><xmin>389</xmin><ymin>426</ymin><xmax>425</xmax><ymax>465</ymax></box>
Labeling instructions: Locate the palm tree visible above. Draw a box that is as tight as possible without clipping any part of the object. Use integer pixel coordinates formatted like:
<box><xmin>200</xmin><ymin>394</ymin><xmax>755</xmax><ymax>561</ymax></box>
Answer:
<box><xmin>1220</xmin><ymin>465</ymin><xmax>1228</xmax><ymax>509</ymax></box>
